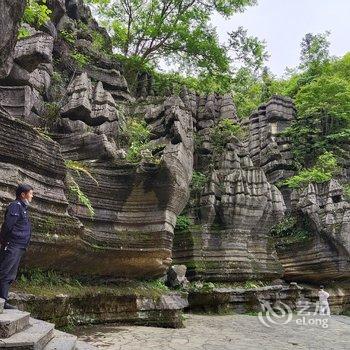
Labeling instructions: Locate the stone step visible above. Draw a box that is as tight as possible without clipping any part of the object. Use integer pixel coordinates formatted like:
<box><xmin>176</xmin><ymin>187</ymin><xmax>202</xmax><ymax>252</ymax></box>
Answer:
<box><xmin>75</xmin><ymin>340</ymin><xmax>98</xmax><ymax>350</ymax></box>
<box><xmin>43</xmin><ymin>330</ymin><xmax>77</xmax><ymax>350</ymax></box>
<box><xmin>0</xmin><ymin>309</ymin><xmax>30</xmax><ymax>338</ymax></box>
<box><xmin>0</xmin><ymin>317</ymin><xmax>55</xmax><ymax>349</ymax></box>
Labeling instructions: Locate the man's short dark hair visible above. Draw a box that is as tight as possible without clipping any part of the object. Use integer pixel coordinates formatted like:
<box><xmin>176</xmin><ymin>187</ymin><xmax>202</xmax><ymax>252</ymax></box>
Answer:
<box><xmin>16</xmin><ymin>184</ymin><xmax>33</xmax><ymax>199</ymax></box>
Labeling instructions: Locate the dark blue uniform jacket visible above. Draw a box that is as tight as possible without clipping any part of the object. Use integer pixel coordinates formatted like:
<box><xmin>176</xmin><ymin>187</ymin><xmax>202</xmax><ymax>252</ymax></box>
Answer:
<box><xmin>1</xmin><ymin>200</ymin><xmax>32</xmax><ymax>248</ymax></box>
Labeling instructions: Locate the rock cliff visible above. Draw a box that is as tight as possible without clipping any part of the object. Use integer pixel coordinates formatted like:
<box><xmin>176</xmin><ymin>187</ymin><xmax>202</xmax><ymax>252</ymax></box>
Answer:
<box><xmin>0</xmin><ymin>0</ymin><xmax>349</xmax><ymax>286</ymax></box>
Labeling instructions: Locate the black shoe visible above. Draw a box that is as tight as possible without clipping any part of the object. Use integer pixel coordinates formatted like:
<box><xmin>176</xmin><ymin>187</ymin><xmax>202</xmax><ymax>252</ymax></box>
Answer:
<box><xmin>4</xmin><ymin>302</ymin><xmax>18</xmax><ymax>310</ymax></box>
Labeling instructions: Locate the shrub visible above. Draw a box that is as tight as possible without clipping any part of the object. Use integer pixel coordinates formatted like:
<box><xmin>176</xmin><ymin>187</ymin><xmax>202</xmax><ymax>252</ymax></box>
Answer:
<box><xmin>59</xmin><ymin>30</ymin><xmax>76</xmax><ymax>45</ymax></box>
<box><xmin>191</xmin><ymin>171</ymin><xmax>207</xmax><ymax>193</ymax></box>
<box><xmin>18</xmin><ymin>26</ymin><xmax>30</xmax><ymax>39</ymax></box>
<box><xmin>175</xmin><ymin>215</ymin><xmax>191</xmax><ymax>231</ymax></box>
<box><xmin>22</xmin><ymin>0</ymin><xmax>51</xmax><ymax>28</ymax></box>
<box><xmin>211</xmin><ymin>118</ymin><xmax>245</xmax><ymax>152</ymax></box>
<box><xmin>70</xmin><ymin>51</ymin><xmax>90</xmax><ymax>68</ymax></box>
<box><xmin>121</xmin><ymin>118</ymin><xmax>163</xmax><ymax>164</ymax></box>
<box><xmin>270</xmin><ymin>215</ymin><xmax>311</xmax><ymax>245</ymax></box>
<box><xmin>282</xmin><ymin>151</ymin><xmax>339</xmax><ymax>189</ymax></box>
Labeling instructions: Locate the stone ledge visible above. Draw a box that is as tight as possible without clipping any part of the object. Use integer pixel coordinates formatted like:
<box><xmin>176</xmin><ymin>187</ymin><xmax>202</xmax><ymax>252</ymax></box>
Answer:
<box><xmin>9</xmin><ymin>290</ymin><xmax>188</xmax><ymax>329</ymax></box>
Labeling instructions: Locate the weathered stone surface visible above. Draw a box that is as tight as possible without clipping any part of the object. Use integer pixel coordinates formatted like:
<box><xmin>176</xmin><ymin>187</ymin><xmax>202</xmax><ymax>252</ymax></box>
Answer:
<box><xmin>50</xmin><ymin>96</ymin><xmax>194</xmax><ymax>278</ymax></box>
<box><xmin>61</xmin><ymin>73</ymin><xmax>118</xmax><ymax>126</ymax></box>
<box><xmin>187</xmin><ymin>282</ymin><xmax>350</xmax><ymax>315</ymax></box>
<box><xmin>9</xmin><ymin>291</ymin><xmax>188</xmax><ymax>328</ymax></box>
<box><xmin>61</xmin><ymin>72</ymin><xmax>93</xmax><ymax>121</ymax></box>
<box><xmin>0</xmin><ymin>86</ymin><xmax>33</xmax><ymax>118</ymax></box>
<box><xmin>167</xmin><ymin>265</ymin><xmax>189</xmax><ymax>288</ymax></box>
<box><xmin>75</xmin><ymin>313</ymin><xmax>350</xmax><ymax>350</ymax></box>
<box><xmin>14</xmin><ymin>33</ymin><xmax>54</xmax><ymax>73</ymax></box>
<box><xmin>276</xmin><ymin>180</ymin><xmax>350</xmax><ymax>282</ymax></box>
<box><xmin>0</xmin><ymin>0</ymin><xmax>25</xmax><ymax>79</ymax></box>
<box><xmin>0</xmin><ymin>309</ymin><xmax>30</xmax><ymax>338</ymax></box>
<box><xmin>47</xmin><ymin>0</ymin><xmax>66</xmax><ymax>25</ymax></box>
<box><xmin>246</xmin><ymin>95</ymin><xmax>296</xmax><ymax>186</ymax></box>
<box><xmin>173</xmin><ymin>94</ymin><xmax>285</xmax><ymax>282</ymax></box>
<box><xmin>85</xmin><ymin>65</ymin><xmax>130</xmax><ymax>99</ymax></box>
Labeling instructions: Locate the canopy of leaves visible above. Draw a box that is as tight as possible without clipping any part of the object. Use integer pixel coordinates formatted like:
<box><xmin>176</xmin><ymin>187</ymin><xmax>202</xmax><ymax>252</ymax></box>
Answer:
<box><xmin>87</xmin><ymin>0</ymin><xmax>268</xmax><ymax>78</ymax></box>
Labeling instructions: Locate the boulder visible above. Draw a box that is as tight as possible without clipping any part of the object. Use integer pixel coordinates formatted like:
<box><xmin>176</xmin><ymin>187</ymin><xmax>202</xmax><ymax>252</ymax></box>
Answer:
<box><xmin>167</xmin><ymin>265</ymin><xmax>189</xmax><ymax>288</ymax></box>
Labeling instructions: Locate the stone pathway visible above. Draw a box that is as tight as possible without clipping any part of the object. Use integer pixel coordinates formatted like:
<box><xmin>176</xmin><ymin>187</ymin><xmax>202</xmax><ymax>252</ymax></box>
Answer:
<box><xmin>75</xmin><ymin>313</ymin><xmax>350</xmax><ymax>350</ymax></box>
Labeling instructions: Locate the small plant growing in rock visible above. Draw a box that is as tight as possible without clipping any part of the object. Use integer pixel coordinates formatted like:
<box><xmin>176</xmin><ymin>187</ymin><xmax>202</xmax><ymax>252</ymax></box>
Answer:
<box><xmin>211</xmin><ymin>118</ymin><xmax>245</xmax><ymax>152</ymax></box>
<box><xmin>22</xmin><ymin>0</ymin><xmax>51</xmax><ymax>28</ymax></box>
<box><xmin>68</xmin><ymin>178</ymin><xmax>95</xmax><ymax>217</ymax></box>
<box><xmin>43</xmin><ymin>102</ymin><xmax>61</xmax><ymax>121</ymax></box>
<box><xmin>121</xmin><ymin>118</ymin><xmax>164</xmax><ymax>164</ymax></box>
<box><xmin>59</xmin><ymin>30</ymin><xmax>76</xmax><ymax>45</ymax></box>
<box><xmin>70</xmin><ymin>51</ymin><xmax>90</xmax><ymax>68</ymax></box>
<box><xmin>18</xmin><ymin>26</ymin><xmax>30</xmax><ymax>39</ymax></box>
<box><xmin>191</xmin><ymin>171</ymin><xmax>207</xmax><ymax>193</ymax></box>
<box><xmin>270</xmin><ymin>215</ymin><xmax>311</xmax><ymax>246</ymax></box>
<box><xmin>175</xmin><ymin>215</ymin><xmax>191</xmax><ymax>231</ymax></box>
<box><xmin>65</xmin><ymin>161</ymin><xmax>98</xmax><ymax>217</ymax></box>
<box><xmin>65</xmin><ymin>160</ymin><xmax>98</xmax><ymax>185</ymax></box>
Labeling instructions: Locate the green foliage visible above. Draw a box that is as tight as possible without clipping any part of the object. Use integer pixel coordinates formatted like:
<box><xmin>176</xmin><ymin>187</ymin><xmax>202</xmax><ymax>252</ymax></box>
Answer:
<box><xmin>65</xmin><ymin>160</ymin><xmax>98</xmax><ymax>185</ymax></box>
<box><xmin>70</xmin><ymin>51</ymin><xmax>90</xmax><ymax>68</ymax></box>
<box><xmin>22</xmin><ymin>0</ymin><xmax>51</xmax><ymax>28</ymax></box>
<box><xmin>87</xmin><ymin>0</ymin><xmax>266</xmax><ymax>77</ymax></box>
<box><xmin>228</xmin><ymin>26</ymin><xmax>269</xmax><ymax>71</ymax></box>
<box><xmin>299</xmin><ymin>31</ymin><xmax>330</xmax><ymax>69</ymax></box>
<box><xmin>59</xmin><ymin>30</ymin><xmax>76</xmax><ymax>45</ymax></box>
<box><xmin>211</xmin><ymin>118</ymin><xmax>245</xmax><ymax>152</ymax></box>
<box><xmin>270</xmin><ymin>215</ymin><xmax>311</xmax><ymax>245</ymax></box>
<box><xmin>18</xmin><ymin>268</ymin><xmax>82</xmax><ymax>288</ymax></box>
<box><xmin>68</xmin><ymin>179</ymin><xmax>95</xmax><ymax>217</ymax></box>
<box><xmin>120</xmin><ymin>117</ymin><xmax>164</xmax><ymax>164</ymax></box>
<box><xmin>282</xmin><ymin>71</ymin><xmax>350</xmax><ymax>165</ymax></box>
<box><xmin>18</xmin><ymin>26</ymin><xmax>30</xmax><ymax>39</ymax></box>
<box><xmin>175</xmin><ymin>215</ymin><xmax>191</xmax><ymax>231</ymax></box>
<box><xmin>191</xmin><ymin>171</ymin><xmax>207</xmax><ymax>193</ymax></box>
<box><xmin>65</xmin><ymin>161</ymin><xmax>96</xmax><ymax>217</ymax></box>
<box><xmin>91</xmin><ymin>30</ymin><xmax>109</xmax><ymax>52</ymax></box>
<box><xmin>43</xmin><ymin>102</ymin><xmax>61</xmax><ymax>121</ymax></box>
<box><xmin>281</xmin><ymin>152</ymin><xmax>339</xmax><ymax>189</ymax></box>
<box><xmin>343</xmin><ymin>184</ymin><xmax>350</xmax><ymax>201</ymax></box>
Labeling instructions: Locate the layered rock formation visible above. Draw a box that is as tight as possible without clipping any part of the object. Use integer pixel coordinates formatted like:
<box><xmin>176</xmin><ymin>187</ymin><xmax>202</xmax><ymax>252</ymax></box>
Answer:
<box><xmin>276</xmin><ymin>180</ymin><xmax>350</xmax><ymax>282</ymax></box>
<box><xmin>0</xmin><ymin>0</ymin><xmax>193</xmax><ymax>279</ymax></box>
<box><xmin>0</xmin><ymin>0</ymin><xmax>349</xmax><ymax>291</ymax></box>
<box><xmin>0</xmin><ymin>0</ymin><xmax>26</xmax><ymax>79</ymax></box>
<box><xmin>173</xmin><ymin>92</ymin><xmax>285</xmax><ymax>281</ymax></box>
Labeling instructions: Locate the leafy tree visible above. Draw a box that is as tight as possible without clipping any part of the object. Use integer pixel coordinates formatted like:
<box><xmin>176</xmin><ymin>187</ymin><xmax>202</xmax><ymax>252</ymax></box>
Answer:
<box><xmin>299</xmin><ymin>31</ymin><xmax>331</xmax><ymax>69</ymax></box>
<box><xmin>87</xmin><ymin>0</ymin><xmax>265</xmax><ymax>75</ymax></box>
<box><xmin>282</xmin><ymin>152</ymin><xmax>339</xmax><ymax>189</ymax></box>
<box><xmin>283</xmin><ymin>67</ymin><xmax>350</xmax><ymax>165</ymax></box>
<box><xmin>228</xmin><ymin>26</ymin><xmax>269</xmax><ymax>71</ymax></box>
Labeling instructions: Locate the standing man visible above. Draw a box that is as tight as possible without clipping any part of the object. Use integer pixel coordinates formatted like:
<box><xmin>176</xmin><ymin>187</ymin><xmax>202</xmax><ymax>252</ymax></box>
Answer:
<box><xmin>318</xmin><ymin>285</ymin><xmax>331</xmax><ymax>315</ymax></box>
<box><xmin>0</xmin><ymin>184</ymin><xmax>33</xmax><ymax>309</ymax></box>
